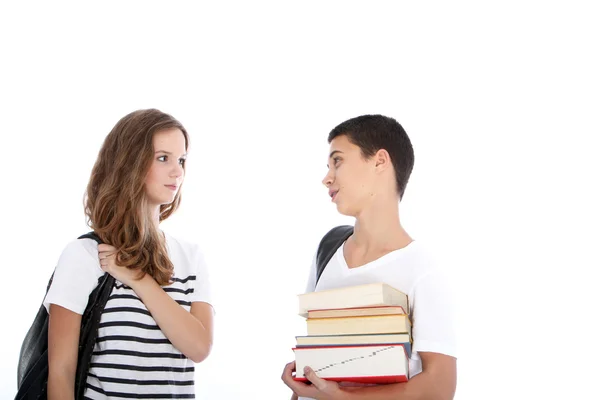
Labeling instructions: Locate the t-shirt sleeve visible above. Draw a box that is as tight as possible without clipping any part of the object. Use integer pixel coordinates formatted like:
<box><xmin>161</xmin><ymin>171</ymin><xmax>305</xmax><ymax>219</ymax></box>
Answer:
<box><xmin>304</xmin><ymin>250</ymin><xmax>318</xmax><ymax>293</ymax></box>
<box><xmin>43</xmin><ymin>238</ymin><xmax>104</xmax><ymax>315</ymax></box>
<box><xmin>410</xmin><ymin>270</ymin><xmax>458</xmax><ymax>358</ymax></box>
<box><xmin>189</xmin><ymin>247</ymin><xmax>212</xmax><ymax>305</ymax></box>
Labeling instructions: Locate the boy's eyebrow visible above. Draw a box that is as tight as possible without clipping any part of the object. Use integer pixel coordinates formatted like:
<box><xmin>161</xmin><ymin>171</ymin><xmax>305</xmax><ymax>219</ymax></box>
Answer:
<box><xmin>329</xmin><ymin>150</ymin><xmax>343</xmax><ymax>158</ymax></box>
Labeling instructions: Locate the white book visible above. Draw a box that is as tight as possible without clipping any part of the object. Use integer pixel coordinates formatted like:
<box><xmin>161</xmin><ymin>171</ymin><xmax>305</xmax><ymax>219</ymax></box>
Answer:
<box><xmin>298</xmin><ymin>283</ymin><xmax>409</xmax><ymax>317</ymax></box>
<box><xmin>293</xmin><ymin>344</ymin><xmax>409</xmax><ymax>384</ymax></box>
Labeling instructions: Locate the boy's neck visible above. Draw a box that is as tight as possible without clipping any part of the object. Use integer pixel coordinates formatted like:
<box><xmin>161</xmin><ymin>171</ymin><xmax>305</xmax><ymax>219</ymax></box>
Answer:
<box><xmin>352</xmin><ymin>200</ymin><xmax>413</xmax><ymax>252</ymax></box>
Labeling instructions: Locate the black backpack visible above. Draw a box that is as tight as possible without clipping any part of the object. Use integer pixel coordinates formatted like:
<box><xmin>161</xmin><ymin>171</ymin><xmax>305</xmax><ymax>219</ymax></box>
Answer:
<box><xmin>315</xmin><ymin>225</ymin><xmax>354</xmax><ymax>284</ymax></box>
<box><xmin>15</xmin><ymin>232</ymin><xmax>115</xmax><ymax>400</ymax></box>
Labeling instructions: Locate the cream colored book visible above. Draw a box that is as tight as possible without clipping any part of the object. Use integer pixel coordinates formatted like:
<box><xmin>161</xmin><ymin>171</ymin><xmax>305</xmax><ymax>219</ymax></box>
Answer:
<box><xmin>298</xmin><ymin>283</ymin><xmax>409</xmax><ymax>317</ymax></box>
<box><xmin>308</xmin><ymin>306</ymin><xmax>407</xmax><ymax>319</ymax></box>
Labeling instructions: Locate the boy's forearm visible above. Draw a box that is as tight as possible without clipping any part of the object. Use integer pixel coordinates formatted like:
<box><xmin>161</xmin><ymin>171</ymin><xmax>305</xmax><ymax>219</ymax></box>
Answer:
<box><xmin>342</xmin><ymin>371</ymin><xmax>451</xmax><ymax>400</ymax></box>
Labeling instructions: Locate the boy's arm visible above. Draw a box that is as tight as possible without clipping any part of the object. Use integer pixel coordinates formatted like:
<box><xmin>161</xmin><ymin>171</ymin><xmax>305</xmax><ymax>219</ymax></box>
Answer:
<box><xmin>302</xmin><ymin>352</ymin><xmax>456</xmax><ymax>400</ymax></box>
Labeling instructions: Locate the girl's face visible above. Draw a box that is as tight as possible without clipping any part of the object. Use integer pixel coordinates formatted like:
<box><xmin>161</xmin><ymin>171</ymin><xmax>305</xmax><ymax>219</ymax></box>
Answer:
<box><xmin>145</xmin><ymin>128</ymin><xmax>187</xmax><ymax>208</ymax></box>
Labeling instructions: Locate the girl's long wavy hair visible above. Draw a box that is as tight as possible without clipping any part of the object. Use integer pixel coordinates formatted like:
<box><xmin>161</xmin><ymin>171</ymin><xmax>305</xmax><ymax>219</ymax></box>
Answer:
<box><xmin>85</xmin><ymin>109</ymin><xmax>189</xmax><ymax>285</ymax></box>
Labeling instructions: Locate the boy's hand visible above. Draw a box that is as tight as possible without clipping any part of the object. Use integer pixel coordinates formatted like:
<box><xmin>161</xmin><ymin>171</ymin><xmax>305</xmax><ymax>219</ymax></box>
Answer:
<box><xmin>281</xmin><ymin>361</ymin><xmax>343</xmax><ymax>400</ymax></box>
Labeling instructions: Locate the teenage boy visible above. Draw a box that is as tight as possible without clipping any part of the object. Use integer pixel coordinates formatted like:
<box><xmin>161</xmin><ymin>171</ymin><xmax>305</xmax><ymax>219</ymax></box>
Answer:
<box><xmin>281</xmin><ymin>115</ymin><xmax>457</xmax><ymax>400</ymax></box>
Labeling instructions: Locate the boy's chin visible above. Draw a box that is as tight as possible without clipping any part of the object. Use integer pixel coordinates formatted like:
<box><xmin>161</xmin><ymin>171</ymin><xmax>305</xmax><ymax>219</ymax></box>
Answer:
<box><xmin>335</xmin><ymin>203</ymin><xmax>357</xmax><ymax>218</ymax></box>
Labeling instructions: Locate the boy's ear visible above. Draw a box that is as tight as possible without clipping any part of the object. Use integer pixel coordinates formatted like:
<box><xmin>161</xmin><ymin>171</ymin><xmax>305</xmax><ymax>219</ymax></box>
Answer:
<box><xmin>375</xmin><ymin>149</ymin><xmax>391</xmax><ymax>169</ymax></box>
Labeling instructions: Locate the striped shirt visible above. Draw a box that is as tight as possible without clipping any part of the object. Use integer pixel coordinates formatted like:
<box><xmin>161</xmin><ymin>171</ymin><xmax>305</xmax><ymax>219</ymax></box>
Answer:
<box><xmin>44</xmin><ymin>232</ymin><xmax>212</xmax><ymax>399</ymax></box>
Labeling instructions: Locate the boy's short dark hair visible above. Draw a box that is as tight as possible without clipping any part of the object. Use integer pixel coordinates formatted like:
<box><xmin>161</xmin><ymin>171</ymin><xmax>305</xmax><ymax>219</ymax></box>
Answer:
<box><xmin>328</xmin><ymin>114</ymin><xmax>414</xmax><ymax>199</ymax></box>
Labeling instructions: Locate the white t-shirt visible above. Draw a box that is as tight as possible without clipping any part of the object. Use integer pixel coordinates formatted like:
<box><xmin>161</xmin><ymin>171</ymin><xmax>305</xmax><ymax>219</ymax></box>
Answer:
<box><xmin>44</xmin><ymin>232</ymin><xmax>212</xmax><ymax>399</ymax></box>
<box><xmin>299</xmin><ymin>239</ymin><xmax>457</xmax><ymax>400</ymax></box>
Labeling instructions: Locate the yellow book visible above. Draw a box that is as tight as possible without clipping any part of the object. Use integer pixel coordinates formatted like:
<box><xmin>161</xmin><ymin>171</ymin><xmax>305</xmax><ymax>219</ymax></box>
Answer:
<box><xmin>307</xmin><ymin>314</ymin><xmax>411</xmax><ymax>336</ymax></box>
<box><xmin>296</xmin><ymin>333</ymin><xmax>411</xmax><ymax>346</ymax></box>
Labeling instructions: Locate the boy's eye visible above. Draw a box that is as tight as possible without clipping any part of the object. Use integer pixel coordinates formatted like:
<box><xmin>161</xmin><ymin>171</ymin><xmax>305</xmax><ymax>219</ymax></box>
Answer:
<box><xmin>179</xmin><ymin>158</ymin><xmax>186</xmax><ymax>165</ymax></box>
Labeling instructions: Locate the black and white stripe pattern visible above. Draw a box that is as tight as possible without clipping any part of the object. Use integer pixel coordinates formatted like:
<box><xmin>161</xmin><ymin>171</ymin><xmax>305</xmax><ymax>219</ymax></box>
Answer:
<box><xmin>84</xmin><ymin>275</ymin><xmax>197</xmax><ymax>399</ymax></box>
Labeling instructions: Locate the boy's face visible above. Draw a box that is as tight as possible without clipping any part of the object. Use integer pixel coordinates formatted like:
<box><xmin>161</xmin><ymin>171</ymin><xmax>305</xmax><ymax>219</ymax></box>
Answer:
<box><xmin>322</xmin><ymin>135</ymin><xmax>379</xmax><ymax>216</ymax></box>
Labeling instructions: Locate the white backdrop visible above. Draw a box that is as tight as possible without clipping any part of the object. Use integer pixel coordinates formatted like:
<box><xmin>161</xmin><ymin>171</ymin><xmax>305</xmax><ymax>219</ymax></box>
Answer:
<box><xmin>1</xmin><ymin>1</ymin><xmax>599</xmax><ymax>399</ymax></box>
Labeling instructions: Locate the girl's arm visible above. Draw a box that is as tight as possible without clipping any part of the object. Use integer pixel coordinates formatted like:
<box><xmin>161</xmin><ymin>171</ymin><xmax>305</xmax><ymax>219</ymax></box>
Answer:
<box><xmin>130</xmin><ymin>274</ymin><xmax>214</xmax><ymax>362</ymax></box>
<box><xmin>48</xmin><ymin>304</ymin><xmax>81</xmax><ymax>400</ymax></box>
<box><xmin>99</xmin><ymin>244</ymin><xmax>214</xmax><ymax>362</ymax></box>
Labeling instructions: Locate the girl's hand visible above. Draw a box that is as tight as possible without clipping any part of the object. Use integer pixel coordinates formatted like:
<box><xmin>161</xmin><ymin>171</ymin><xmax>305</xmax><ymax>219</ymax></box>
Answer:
<box><xmin>98</xmin><ymin>244</ymin><xmax>145</xmax><ymax>286</ymax></box>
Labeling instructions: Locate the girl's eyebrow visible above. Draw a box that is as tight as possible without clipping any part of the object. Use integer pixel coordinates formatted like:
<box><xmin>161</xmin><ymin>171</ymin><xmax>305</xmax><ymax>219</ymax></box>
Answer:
<box><xmin>155</xmin><ymin>150</ymin><xmax>187</xmax><ymax>157</ymax></box>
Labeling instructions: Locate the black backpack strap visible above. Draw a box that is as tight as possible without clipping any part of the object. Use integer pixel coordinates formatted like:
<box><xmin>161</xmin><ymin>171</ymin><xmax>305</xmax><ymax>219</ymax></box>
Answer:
<box><xmin>78</xmin><ymin>231</ymin><xmax>102</xmax><ymax>243</ymax></box>
<box><xmin>74</xmin><ymin>231</ymin><xmax>115</xmax><ymax>399</ymax></box>
<box><xmin>316</xmin><ymin>225</ymin><xmax>354</xmax><ymax>284</ymax></box>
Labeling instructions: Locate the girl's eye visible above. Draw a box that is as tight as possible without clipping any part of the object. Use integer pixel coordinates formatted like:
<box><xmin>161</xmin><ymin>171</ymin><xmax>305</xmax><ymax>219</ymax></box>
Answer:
<box><xmin>179</xmin><ymin>158</ymin><xmax>186</xmax><ymax>166</ymax></box>
<box><xmin>158</xmin><ymin>155</ymin><xmax>167</xmax><ymax>162</ymax></box>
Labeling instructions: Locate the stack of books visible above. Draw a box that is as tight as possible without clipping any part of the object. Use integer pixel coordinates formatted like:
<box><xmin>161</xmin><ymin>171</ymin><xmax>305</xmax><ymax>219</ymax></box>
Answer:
<box><xmin>293</xmin><ymin>283</ymin><xmax>412</xmax><ymax>384</ymax></box>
